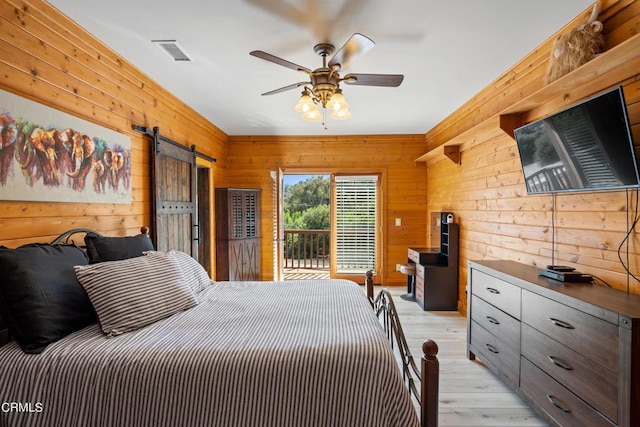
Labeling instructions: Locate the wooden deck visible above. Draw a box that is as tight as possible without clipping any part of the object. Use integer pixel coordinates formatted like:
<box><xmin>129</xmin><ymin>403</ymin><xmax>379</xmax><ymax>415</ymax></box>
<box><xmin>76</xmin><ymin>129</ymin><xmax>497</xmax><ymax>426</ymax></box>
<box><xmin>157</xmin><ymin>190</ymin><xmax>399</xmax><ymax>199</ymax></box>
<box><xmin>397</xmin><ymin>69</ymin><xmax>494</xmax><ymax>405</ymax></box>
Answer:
<box><xmin>283</xmin><ymin>268</ymin><xmax>330</xmax><ymax>281</ymax></box>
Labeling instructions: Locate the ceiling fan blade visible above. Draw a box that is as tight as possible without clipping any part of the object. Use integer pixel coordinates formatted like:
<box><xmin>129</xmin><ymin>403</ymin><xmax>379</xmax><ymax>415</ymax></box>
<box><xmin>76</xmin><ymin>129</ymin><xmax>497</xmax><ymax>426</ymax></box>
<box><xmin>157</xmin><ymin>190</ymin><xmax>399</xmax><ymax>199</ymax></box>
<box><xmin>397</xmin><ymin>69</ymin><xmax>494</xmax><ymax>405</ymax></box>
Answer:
<box><xmin>244</xmin><ymin>0</ymin><xmax>310</xmax><ymax>28</ymax></box>
<box><xmin>331</xmin><ymin>0</ymin><xmax>372</xmax><ymax>35</ymax></box>
<box><xmin>250</xmin><ymin>51</ymin><xmax>312</xmax><ymax>74</ymax></box>
<box><xmin>328</xmin><ymin>33</ymin><xmax>375</xmax><ymax>69</ymax></box>
<box><xmin>261</xmin><ymin>82</ymin><xmax>310</xmax><ymax>96</ymax></box>
<box><xmin>343</xmin><ymin>73</ymin><xmax>404</xmax><ymax>87</ymax></box>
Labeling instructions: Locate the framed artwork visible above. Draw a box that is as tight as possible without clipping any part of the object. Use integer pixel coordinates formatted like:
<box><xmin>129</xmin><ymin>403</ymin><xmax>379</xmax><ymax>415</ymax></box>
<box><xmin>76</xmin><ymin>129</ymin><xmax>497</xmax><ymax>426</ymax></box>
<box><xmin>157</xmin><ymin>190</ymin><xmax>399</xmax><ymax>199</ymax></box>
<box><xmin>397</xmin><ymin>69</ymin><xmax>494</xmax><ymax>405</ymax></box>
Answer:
<box><xmin>0</xmin><ymin>89</ymin><xmax>132</xmax><ymax>204</ymax></box>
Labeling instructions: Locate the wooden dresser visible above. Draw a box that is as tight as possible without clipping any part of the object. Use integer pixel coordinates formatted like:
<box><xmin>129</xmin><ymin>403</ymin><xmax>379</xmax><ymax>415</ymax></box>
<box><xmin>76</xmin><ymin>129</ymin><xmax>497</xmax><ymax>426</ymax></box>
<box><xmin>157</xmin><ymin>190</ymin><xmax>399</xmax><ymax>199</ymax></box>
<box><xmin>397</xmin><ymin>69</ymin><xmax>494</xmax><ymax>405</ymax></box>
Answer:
<box><xmin>467</xmin><ymin>260</ymin><xmax>640</xmax><ymax>427</ymax></box>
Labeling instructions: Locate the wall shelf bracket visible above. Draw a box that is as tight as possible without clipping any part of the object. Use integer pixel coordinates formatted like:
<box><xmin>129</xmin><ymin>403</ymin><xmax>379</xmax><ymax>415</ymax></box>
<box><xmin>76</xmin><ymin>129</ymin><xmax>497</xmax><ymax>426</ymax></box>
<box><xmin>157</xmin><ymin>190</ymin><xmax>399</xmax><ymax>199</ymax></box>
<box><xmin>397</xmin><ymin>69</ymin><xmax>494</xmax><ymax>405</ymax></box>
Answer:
<box><xmin>498</xmin><ymin>114</ymin><xmax>523</xmax><ymax>140</ymax></box>
<box><xmin>444</xmin><ymin>145</ymin><xmax>461</xmax><ymax>164</ymax></box>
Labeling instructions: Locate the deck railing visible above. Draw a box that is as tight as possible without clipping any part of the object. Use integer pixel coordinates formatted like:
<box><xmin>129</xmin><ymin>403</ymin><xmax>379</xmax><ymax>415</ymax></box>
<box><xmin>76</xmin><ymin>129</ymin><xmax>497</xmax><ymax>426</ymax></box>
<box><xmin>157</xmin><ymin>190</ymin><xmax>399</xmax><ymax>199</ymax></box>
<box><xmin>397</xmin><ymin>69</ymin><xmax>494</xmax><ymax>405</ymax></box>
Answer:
<box><xmin>284</xmin><ymin>229</ymin><xmax>329</xmax><ymax>269</ymax></box>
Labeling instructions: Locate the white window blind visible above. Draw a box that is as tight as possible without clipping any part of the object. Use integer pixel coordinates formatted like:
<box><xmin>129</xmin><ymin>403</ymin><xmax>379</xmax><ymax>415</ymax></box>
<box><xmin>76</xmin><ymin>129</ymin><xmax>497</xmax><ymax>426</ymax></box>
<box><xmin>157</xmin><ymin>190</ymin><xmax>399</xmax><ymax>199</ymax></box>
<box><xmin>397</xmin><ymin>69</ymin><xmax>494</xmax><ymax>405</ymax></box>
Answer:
<box><xmin>271</xmin><ymin>171</ymin><xmax>279</xmax><ymax>280</ymax></box>
<box><xmin>335</xmin><ymin>175</ymin><xmax>377</xmax><ymax>273</ymax></box>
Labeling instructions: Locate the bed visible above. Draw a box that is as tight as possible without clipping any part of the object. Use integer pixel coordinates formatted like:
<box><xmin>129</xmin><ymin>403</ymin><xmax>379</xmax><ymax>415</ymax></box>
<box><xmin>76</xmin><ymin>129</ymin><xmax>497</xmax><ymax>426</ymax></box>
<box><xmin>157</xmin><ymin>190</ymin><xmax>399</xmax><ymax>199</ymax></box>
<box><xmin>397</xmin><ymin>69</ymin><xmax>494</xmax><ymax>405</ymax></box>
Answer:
<box><xmin>0</xmin><ymin>229</ymin><xmax>432</xmax><ymax>427</ymax></box>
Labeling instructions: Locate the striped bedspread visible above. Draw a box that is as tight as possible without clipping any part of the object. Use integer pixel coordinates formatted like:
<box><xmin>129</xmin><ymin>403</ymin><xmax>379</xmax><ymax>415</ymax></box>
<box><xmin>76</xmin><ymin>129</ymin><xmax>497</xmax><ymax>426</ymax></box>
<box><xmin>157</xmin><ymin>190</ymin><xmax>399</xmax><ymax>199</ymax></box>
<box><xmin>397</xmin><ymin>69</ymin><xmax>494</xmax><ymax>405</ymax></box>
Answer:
<box><xmin>0</xmin><ymin>279</ymin><xmax>419</xmax><ymax>427</ymax></box>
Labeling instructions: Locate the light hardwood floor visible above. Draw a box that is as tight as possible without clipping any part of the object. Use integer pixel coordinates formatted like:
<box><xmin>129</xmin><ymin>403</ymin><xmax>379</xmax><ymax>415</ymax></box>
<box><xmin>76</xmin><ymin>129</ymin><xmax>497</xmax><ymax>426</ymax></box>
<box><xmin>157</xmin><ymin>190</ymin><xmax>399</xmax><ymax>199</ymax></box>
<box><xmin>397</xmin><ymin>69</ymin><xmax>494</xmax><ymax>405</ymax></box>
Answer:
<box><xmin>384</xmin><ymin>286</ymin><xmax>548</xmax><ymax>427</ymax></box>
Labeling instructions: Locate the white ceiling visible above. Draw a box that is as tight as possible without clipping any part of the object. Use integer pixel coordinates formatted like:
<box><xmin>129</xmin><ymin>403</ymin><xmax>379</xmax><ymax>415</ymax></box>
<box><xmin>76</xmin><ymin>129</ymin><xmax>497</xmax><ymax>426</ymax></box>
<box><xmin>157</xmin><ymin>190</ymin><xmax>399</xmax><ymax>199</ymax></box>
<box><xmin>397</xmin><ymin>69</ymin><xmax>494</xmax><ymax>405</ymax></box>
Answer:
<box><xmin>48</xmin><ymin>0</ymin><xmax>594</xmax><ymax>136</ymax></box>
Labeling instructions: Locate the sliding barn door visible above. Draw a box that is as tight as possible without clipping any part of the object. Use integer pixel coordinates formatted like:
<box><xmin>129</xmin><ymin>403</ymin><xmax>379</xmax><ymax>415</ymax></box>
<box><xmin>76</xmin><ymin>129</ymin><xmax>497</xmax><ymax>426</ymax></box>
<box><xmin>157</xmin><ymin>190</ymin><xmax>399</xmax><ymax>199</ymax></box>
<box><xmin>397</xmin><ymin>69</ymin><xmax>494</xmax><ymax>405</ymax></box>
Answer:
<box><xmin>152</xmin><ymin>127</ymin><xmax>198</xmax><ymax>258</ymax></box>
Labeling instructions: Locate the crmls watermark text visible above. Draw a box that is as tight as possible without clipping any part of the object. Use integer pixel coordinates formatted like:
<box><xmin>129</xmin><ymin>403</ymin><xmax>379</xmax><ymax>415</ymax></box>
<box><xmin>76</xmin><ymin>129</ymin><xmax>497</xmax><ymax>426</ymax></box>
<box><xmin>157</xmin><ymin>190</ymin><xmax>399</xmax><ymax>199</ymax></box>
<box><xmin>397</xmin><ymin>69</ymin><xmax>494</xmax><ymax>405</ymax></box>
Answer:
<box><xmin>1</xmin><ymin>402</ymin><xmax>44</xmax><ymax>413</ymax></box>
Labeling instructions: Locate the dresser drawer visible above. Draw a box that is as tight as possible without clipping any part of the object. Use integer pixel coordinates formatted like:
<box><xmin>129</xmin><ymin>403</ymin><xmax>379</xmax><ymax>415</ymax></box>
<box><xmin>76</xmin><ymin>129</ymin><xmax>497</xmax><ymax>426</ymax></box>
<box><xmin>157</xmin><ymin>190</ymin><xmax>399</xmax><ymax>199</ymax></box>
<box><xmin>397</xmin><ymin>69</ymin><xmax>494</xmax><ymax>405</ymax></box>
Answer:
<box><xmin>471</xmin><ymin>295</ymin><xmax>520</xmax><ymax>352</ymax></box>
<box><xmin>521</xmin><ymin>324</ymin><xmax>617</xmax><ymax>423</ymax></box>
<box><xmin>415</xmin><ymin>276</ymin><xmax>424</xmax><ymax>302</ymax></box>
<box><xmin>521</xmin><ymin>290</ymin><xmax>619</xmax><ymax>372</ymax></box>
<box><xmin>471</xmin><ymin>269</ymin><xmax>521</xmax><ymax>319</ymax></box>
<box><xmin>416</xmin><ymin>263</ymin><xmax>425</xmax><ymax>279</ymax></box>
<box><xmin>408</xmin><ymin>248</ymin><xmax>441</xmax><ymax>265</ymax></box>
<box><xmin>470</xmin><ymin>321</ymin><xmax>519</xmax><ymax>386</ymax></box>
<box><xmin>521</xmin><ymin>357</ymin><xmax>614</xmax><ymax>427</ymax></box>
<box><xmin>408</xmin><ymin>250</ymin><xmax>418</xmax><ymax>264</ymax></box>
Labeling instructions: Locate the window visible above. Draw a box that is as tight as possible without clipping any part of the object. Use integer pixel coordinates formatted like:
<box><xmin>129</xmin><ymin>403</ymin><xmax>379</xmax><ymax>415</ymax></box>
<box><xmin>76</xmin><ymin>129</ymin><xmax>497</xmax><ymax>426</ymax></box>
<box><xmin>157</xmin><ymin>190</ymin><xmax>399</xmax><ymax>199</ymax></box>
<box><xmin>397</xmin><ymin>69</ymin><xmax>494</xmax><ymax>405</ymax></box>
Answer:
<box><xmin>334</xmin><ymin>175</ymin><xmax>378</xmax><ymax>273</ymax></box>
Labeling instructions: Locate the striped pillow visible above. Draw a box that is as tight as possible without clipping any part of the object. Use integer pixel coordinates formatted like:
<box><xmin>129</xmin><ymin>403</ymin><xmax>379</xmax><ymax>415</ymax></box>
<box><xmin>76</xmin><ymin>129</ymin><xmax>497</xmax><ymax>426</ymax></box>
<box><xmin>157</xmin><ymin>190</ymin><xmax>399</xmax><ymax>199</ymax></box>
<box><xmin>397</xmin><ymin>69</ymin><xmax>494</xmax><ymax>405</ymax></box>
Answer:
<box><xmin>144</xmin><ymin>251</ymin><xmax>212</xmax><ymax>294</ymax></box>
<box><xmin>169</xmin><ymin>250</ymin><xmax>211</xmax><ymax>293</ymax></box>
<box><xmin>74</xmin><ymin>253</ymin><xmax>198</xmax><ymax>337</ymax></box>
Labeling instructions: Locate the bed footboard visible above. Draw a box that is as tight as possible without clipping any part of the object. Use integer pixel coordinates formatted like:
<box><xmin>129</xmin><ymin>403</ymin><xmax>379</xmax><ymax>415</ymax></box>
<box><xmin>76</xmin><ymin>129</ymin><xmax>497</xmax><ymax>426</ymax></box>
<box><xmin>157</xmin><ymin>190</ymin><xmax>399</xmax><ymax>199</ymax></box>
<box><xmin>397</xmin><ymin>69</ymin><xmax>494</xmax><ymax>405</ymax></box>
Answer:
<box><xmin>421</xmin><ymin>340</ymin><xmax>439</xmax><ymax>427</ymax></box>
<box><xmin>366</xmin><ymin>276</ymin><xmax>439</xmax><ymax>427</ymax></box>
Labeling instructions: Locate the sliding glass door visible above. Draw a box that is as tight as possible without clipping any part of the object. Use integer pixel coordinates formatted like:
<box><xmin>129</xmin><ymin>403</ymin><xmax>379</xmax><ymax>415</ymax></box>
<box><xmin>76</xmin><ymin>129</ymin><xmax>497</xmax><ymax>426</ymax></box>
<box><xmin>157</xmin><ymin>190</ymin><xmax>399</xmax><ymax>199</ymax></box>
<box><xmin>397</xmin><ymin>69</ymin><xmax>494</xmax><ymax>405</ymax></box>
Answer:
<box><xmin>274</xmin><ymin>172</ymin><xmax>381</xmax><ymax>280</ymax></box>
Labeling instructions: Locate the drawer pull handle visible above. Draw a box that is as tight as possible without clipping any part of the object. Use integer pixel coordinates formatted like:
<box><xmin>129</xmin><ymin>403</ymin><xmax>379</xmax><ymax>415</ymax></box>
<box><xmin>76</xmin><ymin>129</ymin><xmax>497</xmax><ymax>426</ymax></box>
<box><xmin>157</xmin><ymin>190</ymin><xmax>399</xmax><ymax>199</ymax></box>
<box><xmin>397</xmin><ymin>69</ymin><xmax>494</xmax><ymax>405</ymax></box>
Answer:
<box><xmin>547</xmin><ymin>356</ymin><xmax>573</xmax><ymax>371</ymax></box>
<box><xmin>549</xmin><ymin>318</ymin><xmax>575</xmax><ymax>329</ymax></box>
<box><xmin>485</xmin><ymin>343</ymin><xmax>499</xmax><ymax>354</ymax></box>
<box><xmin>486</xmin><ymin>287</ymin><xmax>500</xmax><ymax>294</ymax></box>
<box><xmin>546</xmin><ymin>395</ymin><xmax>571</xmax><ymax>413</ymax></box>
<box><xmin>486</xmin><ymin>316</ymin><xmax>500</xmax><ymax>325</ymax></box>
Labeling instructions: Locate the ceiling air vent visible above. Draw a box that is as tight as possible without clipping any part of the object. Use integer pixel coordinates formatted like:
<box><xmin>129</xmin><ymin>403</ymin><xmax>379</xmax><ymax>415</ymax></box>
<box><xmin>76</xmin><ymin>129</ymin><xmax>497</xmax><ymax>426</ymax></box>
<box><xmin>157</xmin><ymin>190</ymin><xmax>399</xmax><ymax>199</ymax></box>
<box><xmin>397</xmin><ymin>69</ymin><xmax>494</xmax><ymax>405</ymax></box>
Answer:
<box><xmin>152</xmin><ymin>40</ymin><xmax>191</xmax><ymax>62</ymax></box>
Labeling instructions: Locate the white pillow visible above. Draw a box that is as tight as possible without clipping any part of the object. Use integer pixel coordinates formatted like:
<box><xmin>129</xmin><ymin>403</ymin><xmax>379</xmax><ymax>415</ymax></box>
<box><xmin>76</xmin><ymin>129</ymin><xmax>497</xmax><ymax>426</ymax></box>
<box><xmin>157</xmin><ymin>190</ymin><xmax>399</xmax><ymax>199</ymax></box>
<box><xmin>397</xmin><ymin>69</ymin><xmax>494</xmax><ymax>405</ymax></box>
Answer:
<box><xmin>74</xmin><ymin>252</ymin><xmax>198</xmax><ymax>337</ymax></box>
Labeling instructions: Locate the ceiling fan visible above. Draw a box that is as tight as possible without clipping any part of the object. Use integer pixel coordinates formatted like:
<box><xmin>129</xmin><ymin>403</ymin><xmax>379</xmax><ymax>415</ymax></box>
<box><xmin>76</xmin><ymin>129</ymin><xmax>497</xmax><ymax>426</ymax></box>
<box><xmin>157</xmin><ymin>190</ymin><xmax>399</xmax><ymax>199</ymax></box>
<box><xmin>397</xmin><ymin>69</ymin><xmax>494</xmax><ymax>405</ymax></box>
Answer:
<box><xmin>250</xmin><ymin>33</ymin><xmax>404</xmax><ymax>123</ymax></box>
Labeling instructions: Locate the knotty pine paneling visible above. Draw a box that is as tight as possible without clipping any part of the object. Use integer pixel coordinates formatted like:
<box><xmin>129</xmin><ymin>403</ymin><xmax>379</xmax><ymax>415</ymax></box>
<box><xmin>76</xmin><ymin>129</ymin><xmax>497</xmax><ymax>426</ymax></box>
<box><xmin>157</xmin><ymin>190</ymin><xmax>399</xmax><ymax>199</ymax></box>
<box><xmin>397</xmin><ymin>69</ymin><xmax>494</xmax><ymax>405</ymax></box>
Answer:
<box><xmin>426</xmin><ymin>0</ymin><xmax>637</xmax><ymax>148</ymax></box>
<box><xmin>0</xmin><ymin>0</ymin><xmax>227</xmax><ymax>247</ymax></box>
<box><xmin>226</xmin><ymin>134</ymin><xmax>427</xmax><ymax>284</ymax></box>
<box><xmin>424</xmin><ymin>0</ymin><xmax>640</xmax><ymax>311</ymax></box>
<box><xmin>3</xmin><ymin>0</ymin><xmax>638</xmax><ymax>300</ymax></box>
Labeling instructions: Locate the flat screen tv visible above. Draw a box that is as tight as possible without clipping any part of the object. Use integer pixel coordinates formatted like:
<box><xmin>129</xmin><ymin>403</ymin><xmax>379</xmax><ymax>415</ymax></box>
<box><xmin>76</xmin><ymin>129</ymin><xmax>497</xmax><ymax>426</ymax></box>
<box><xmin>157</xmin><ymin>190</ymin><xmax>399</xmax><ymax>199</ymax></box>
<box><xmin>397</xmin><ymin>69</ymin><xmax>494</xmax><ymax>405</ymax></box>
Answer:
<box><xmin>513</xmin><ymin>86</ymin><xmax>640</xmax><ymax>194</ymax></box>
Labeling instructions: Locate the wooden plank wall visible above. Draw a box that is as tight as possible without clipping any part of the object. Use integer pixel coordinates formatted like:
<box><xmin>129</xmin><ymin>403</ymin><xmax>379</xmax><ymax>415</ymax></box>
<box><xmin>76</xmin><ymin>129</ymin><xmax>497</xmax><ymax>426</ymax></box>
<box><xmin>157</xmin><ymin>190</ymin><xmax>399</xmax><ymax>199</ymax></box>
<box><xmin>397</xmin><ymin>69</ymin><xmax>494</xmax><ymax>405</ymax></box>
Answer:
<box><xmin>225</xmin><ymin>135</ymin><xmax>428</xmax><ymax>283</ymax></box>
<box><xmin>423</xmin><ymin>0</ymin><xmax>640</xmax><ymax>312</ymax></box>
<box><xmin>0</xmin><ymin>0</ymin><xmax>227</xmax><ymax>248</ymax></box>
<box><xmin>3</xmin><ymin>0</ymin><xmax>637</xmax><ymax>302</ymax></box>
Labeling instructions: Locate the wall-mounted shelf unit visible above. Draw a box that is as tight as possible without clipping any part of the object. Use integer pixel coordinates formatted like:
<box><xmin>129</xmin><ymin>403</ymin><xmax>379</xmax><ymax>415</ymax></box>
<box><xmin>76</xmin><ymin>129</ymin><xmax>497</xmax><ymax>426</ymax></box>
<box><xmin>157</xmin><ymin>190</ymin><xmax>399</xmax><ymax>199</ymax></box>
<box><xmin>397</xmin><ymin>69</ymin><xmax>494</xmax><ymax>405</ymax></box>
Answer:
<box><xmin>415</xmin><ymin>115</ymin><xmax>521</xmax><ymax>164</ymax></box>
<box><xmin>416</xmin><ymin>32</ymin><xmax>640</xmax><ymax>165</ymax></box>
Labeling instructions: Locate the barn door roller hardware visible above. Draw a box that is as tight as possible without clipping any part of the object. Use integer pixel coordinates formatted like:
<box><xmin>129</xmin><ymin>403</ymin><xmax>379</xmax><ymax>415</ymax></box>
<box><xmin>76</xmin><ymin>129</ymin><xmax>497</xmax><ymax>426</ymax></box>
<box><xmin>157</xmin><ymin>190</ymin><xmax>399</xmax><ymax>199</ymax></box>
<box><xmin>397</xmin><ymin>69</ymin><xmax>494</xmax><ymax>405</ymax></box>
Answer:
<box><xmin>132</xmin><ymin>125</ymin><xmax>216</xmax><ymax>163</ymax></box>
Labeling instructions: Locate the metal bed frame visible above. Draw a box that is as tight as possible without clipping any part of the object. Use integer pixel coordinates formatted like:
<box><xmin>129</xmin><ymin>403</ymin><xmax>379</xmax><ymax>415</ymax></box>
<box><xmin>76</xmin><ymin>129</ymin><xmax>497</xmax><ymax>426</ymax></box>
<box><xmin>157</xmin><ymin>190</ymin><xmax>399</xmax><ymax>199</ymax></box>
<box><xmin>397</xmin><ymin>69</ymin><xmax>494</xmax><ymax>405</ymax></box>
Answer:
<box><xmin>366</xmin><ymin>272</ymin><xmax>439</xmax><ymax>427</ymax></box>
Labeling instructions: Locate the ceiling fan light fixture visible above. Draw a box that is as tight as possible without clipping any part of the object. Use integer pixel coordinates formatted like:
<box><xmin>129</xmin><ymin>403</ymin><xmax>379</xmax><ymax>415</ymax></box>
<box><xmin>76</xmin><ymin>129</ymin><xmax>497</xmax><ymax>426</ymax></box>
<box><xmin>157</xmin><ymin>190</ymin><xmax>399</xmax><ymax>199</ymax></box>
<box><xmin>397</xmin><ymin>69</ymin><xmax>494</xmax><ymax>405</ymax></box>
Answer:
<box><xmin>294</xmin><ymin>88</ymin><xmax>317</xmax><ymax>113</ymax></box>
<box><xmin>251</xmin><ymin>33</ymin><xmax>403</xmax><ymax>127</ymax></box>
<box><xmin>326</xmin><ymin>89</ymin><xmax>349</xmax><ymax>112</ymax></box>
<box><xmin>330</xmin><ymin>108</ymin><xmax>352</xmax><ymax>120</ymax></box>
<box><xmin>302</xmin><ymin>109</ymin><xmax>322</xmax><ymax>122</ymax></box>
<box><xmin>295</xmin><ymin>95</ymin><xmax>316</xmax><ymax>113</ymax></box>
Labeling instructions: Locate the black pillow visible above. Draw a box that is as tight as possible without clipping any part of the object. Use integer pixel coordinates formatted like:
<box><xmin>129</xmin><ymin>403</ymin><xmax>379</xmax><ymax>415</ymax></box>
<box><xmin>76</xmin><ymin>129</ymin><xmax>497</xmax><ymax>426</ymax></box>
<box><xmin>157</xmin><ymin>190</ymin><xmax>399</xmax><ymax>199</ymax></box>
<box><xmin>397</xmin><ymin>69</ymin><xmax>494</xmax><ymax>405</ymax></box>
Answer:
<box><xmin>0</xmin><ymin>244</ymin><xmax>95</xmax><ymax>354</ymax></box>
<box><xmin>84</xmin><ymin>233</ymin><xmax>155</xmax><ymax>263</ymax></box>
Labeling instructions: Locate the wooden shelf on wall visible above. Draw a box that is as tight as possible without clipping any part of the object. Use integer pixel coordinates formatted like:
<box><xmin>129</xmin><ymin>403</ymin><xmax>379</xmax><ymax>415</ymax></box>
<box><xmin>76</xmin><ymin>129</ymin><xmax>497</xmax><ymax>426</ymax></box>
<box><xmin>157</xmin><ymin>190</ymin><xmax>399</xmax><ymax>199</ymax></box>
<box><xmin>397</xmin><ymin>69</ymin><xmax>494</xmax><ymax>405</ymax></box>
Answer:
<box><xmin>415</xmin><ymin>115</ymin><xmax>509</xmax><ymax>164</ymax></box>
<box><xmin>416</xmin><ymin>32</ymin><xmax>640</xmax><ymax>164</ymax></box>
